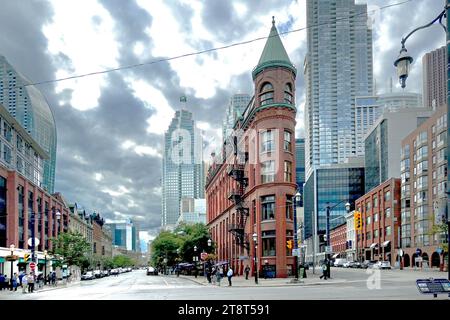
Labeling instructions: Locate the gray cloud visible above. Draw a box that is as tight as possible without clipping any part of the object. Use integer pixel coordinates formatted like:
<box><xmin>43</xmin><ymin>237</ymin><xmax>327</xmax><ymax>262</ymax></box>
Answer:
<box><xmin>0</xmin><ymin>0</ymin><xmax>443</xmax><ymax>238</ymax></box>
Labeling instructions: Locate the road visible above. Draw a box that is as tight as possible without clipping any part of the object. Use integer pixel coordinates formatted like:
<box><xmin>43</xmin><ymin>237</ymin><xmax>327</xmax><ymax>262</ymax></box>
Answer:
<box><xmin>2</xmin><ymin>269</ymin><xmax>449</xmax><ymax>300</ymax></box>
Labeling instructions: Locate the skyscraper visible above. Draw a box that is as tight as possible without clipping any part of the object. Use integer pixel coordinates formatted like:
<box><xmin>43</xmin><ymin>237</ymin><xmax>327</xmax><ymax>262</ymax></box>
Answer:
<box><xmin>0</xmin><ymin>55</ymin><xmax>57</xmax><ymax>193</ymax></box>
<box><xmin>222</xmin><ymin>94</ymin><xmax>251</xmax><ymax>141</ymax></box>
<box><xmin>304</xmin><ymin>0</ymin><xmax>373</xmax><ymax>175</ymax></box>
<box><xmin>422</xmin><ymin>46</ymin><xmax>447</xmax><ymax>110</ymax></box>
<box><xmin>295</xmin><ymin>138</ymin><xmax>305</xmax><ymax>201</ymax></box>
<box><xmin>161</xmin><ymin>110</ymin><xmax>204</xmax><ymax>228</ymax></box>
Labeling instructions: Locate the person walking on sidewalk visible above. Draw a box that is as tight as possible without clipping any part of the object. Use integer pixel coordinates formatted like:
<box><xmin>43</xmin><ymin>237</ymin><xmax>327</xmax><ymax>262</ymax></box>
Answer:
<box><xmin>0</xmin><ymin>274</ymin><xmax>5</xmax><ymax>291</ymax></box>
<box><xmin>21</xmin><ymin>274</ymin><xmax>28</xmax><ymax>294</ymax></box>
<box><xmin>27</xmin><ymin>273</ymin><xmax>35</xmax><ymax>293</ymax></box>
<box><xmin>51</xmin><ymin>271</ymin><xmax>56</xmax><ymax>286</ymax></box>
<box><xmin>19</xmin><ymin>271</ymin><xmax>25</xmax><ymax>288</ymax></box>
<box><xmin>320</xmin><ymin>262</ymin><xmax>328</xmax><ymax>280</ymax></box>
<box><xmin>11</xmin><ymin>273</ymin><xmax>18</xmax><ymax>291</ymax></box>
<box><xmin>215</xmin><ymin>267</ymin><xmax>222</xmax><ymax>286</ymax></box>
<box><xmin>227</xmin><ymin>267</ymin><xmax>233</xmax><ymax>286</ymax></box>
<box><xmin>4</xmin><ymin>275</ymin><xmax>8</xmax><ymax>291</ymax></box>
<box><xmin>244</xmin><ymin>265</ymin><xmax>250</xmax><ymax>280</ymax></box>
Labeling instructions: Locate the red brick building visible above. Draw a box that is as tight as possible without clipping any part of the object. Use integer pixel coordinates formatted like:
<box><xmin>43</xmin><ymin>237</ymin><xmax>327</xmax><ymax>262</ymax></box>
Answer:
<box><xmin>206</xmin><ymin>19</ymin><xmax>298</xmax><ymax>278</ymax></box>
<box><xmin>355</xmin><ymin>178</ymin><xmax>401</xmax><ymax>265</ymax></box>
<box><xmin>330</xmin><ymin>223</ymin><xmax>347</xmax><ymax>257</ymax></box>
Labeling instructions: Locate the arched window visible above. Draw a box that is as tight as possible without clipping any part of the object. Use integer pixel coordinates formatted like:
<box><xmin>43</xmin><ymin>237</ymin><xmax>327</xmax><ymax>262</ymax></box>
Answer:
<box><xmin>260</xmin><ymin>82</ymin><xmax>274</xmax><ymax>106</ymax></box>
<box><xmin>284</xmin><ymin>83</ymin><xmax>293</xmax><ymax>104</ymax></box>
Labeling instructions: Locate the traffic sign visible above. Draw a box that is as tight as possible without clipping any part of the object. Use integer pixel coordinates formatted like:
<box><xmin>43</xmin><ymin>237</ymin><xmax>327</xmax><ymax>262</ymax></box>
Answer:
<box><xmin>5</xmin><ymin>255</ymin><xmax>19</xmax><ymax>261</ymax></box>
<box><xmin>292</xmin><ymin>249</ymin><xmax>301</xmax><ymax>256</ymax></box>
<box><xmin>200</xmin><ymin>252</ymin><xmax>208</xmax><ymax>260</ymax></box>
<box><xmin>29</xmin><ymin>262</ymin><xmax>36</xmax><ymax>270</ymax></box>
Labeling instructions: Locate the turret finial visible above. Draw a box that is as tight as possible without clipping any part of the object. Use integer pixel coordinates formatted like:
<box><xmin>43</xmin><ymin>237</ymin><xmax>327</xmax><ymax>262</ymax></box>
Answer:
<box><xmin>272</xmin><ymin>16</ymin><xmax>275</xmax><ymax>26</ymax></box>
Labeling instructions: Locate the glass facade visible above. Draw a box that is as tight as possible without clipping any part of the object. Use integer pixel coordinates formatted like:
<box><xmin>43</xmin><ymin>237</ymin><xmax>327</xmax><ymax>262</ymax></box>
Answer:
<box><xmin>162</xmin><ymin>110</ymin><xmax>204</xmax><ymax>227</ymax></box>
<box><xmin>365</xmin><ymin>119</ymin><xmax>389</xmax><ymax>192</ymax></box>
<box><xmin>295</xmin><ymin>138</ymin><xmax>305</xmax><ymax>204</ymax></box>
<box><xmin>0</xmin><ymin>55</ymin><xmax>57</xmax><ymax>193</ymax></box>
<box><xmin>304</xmin><ymin>167</ymin><xmax>365</xmax><ymax>239</ymax></box>
<box><xmin>222</xmin><ymin>94</ymin><xmax>251</xmax><ymax>141</ymax></box>
<box><xmin>305</xmin><ymin>0</ymin><xmax>373</xmax><ymax>173</ymax></box>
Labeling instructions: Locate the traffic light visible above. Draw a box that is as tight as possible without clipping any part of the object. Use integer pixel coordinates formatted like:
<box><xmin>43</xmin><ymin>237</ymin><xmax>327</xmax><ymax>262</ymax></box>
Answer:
<box><xmin>286</xmin><ymin>240</ymin><xmax>293</xmax><ymax>249</ymax></box>
<box><xmin>354</xmin><ymin>211</ymin><xmax>362</xmax><ymax>231</ymax></box>
<box><xmin>24</xmin><ymin>253</ymin><xmax>30</xmax><ymax>262</ymax></box>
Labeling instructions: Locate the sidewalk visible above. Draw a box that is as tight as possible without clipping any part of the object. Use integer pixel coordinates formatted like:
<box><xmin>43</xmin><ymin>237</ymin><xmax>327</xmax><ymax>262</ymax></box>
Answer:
<box><xmin>0</xmin><ymin>280</ymin><xmax>81</xmax><ymax>298</ymax></box>
<box><xmin>177</xmin><ymin>271</ymin><xmax>348</xmax><ymax>287</ymax></box>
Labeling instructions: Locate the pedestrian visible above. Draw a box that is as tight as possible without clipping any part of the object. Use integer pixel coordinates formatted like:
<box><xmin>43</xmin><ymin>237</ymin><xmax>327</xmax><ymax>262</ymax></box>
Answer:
<box><xmin>227</xmin><ymin>267</ymin><xmax>233</xmax><ymax>286</ymax></box>
<box><xmin>0</xmin><ymin>274</ymin><xmax>5</xmax><ymax>291</ymax></box>
<box><xmin>12</xmin><ymin>273</ymin><xmax>18</xmax><ymax>291</ymax></box>
<box><xmin>215</xmin><ymin>267</ymin><xmax>221</xmax><ymax>286</ymax></box>
<box><xmin>51</xmin><ymin>271</ymin><xmax>56</xmax><ymax>286</ymax></box>
<box><xmin>320</xmin><ymin>262</ymin><xmax>328</xmax><ymax>280</ymax></box>
<box><xmin>21</xmin><ymin>274</ymin><xmax>28</xmax><ymax>294</ymax></box>
<box><xmin>244</xmin><ymin>265</ymin><xmax>250</xmax><ymax>280</ymax></box>
<box><xmin>27</xmin><ymin>273</ymin><xmax>35</xmax><ymax>293</ymax></box>
<box><xmin>19</xmin><ymin>271</ymin><xmax>25</xmax><ymax>288</ymax></box>
<box><xmin>4</xmin><ymin>275</ymin><xmax>8</xmax><ymax>291</ymax></box>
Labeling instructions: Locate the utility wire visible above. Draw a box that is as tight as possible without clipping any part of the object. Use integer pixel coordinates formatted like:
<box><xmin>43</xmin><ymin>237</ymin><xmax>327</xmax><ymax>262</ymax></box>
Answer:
<box><xmin>6</xmin><ymin>0</ymin><xmax>412</xmax><ymax>90</ymax></box>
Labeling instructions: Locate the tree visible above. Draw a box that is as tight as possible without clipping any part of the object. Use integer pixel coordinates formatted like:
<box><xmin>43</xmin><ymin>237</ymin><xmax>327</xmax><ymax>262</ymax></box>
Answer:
<box><xmin>51</xmin><ymin>231</ymin><xmax>91</xmax><ymax>267</ymax></box>
<box><xmin>151</xmin><ymin>231</ymin><xmax>183</xmax><ymax>268</ymax></box>
<box><xmin>112</xmin><ymin>255</ymin><xmax>135</xmax><ymax>267</ymax></box>
<box><xmin>429</xmin><ymin>221</ymin><xmax>449</xmax><ymax>254</ymax></box>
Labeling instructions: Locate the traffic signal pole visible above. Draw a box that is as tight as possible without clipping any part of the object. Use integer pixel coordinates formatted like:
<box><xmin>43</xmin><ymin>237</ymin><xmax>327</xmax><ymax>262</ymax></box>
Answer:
<box><xmin>293</xmin><ymin>200</ymin><xmax>299</xmax><ymax>280</ymax></box>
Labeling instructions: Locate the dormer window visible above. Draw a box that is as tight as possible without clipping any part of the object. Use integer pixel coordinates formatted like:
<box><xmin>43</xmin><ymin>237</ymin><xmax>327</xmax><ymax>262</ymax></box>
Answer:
<box><xmin>284</xmin><ymin>83</ymin><xmax>293</xmax><ymax>104</ymax></box>
<box><xmin>260</xmin><ymin>82</ymin><xmax>274</xmax><ymax>106</ymax></box>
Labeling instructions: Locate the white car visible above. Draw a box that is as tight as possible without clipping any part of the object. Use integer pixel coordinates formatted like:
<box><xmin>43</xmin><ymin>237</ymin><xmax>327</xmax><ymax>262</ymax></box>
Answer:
<box><xmin>333</xmin><ymin>259</ymin><xmax>348</xmax><ymax>267</ymax></box>
<box><xmin>81</xmin><ymin>271</ymin><xmax>94</xmax><ymax>280</ymax></box>
<box><xmin>373</xmin><ymin>261</ymin><xmax>391</xmax><ymax>269</ymax></box>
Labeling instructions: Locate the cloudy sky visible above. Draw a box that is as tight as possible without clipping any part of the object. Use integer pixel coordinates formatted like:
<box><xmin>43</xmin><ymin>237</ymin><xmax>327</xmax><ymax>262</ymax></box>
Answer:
<box><xmin>0</xmin><ymin>0</ymin><xmax>445</xmax><ymax>242</ymax></box>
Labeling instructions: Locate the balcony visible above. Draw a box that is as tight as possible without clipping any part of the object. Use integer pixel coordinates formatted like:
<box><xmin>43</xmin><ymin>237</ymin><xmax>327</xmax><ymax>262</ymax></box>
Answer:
<box><xmin>227</xmin><ymin>164</ymin><xmax>248</xmax><ymax>187</ymax></box>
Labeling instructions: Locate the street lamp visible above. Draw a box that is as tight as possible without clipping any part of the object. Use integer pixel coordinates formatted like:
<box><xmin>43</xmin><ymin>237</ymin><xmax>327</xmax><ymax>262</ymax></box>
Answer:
<box><xmin>325</xmin><ymin>200</ymin><xmax>350</xmax><ymax>278</ymax></box>
<box><xmin>193</xmin><ymin>245</ymin><xmax>198</xmax><ymax>278</ymax></box>
<box><xmin>252</xmin><ymin>233</ymin><xmax>258</xmax><ymax>284</ymax></box>
<box><xmin>293</xmin><ymin>191</ymin><xmax>301</xmax><ymax>281</ymax></box>
<box><xmin>44</xmin><ymin>250</ymin><xmax>48</xmax><ymax>285</ymax></box>
<box><xmin>393</xmin><ymin>1</ymin><xmax>449</xmax><ymax>280</ymax></box>
<box><xmin>10</xmin><ymin>244</ymin><xmax>15</xmax><ymax>290</ymax></box>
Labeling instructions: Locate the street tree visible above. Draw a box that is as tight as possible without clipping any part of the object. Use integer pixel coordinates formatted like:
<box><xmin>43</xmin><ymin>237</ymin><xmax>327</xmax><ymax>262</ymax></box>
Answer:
<box><xmin>51</xmin><ymin>231</ymin><xmax>91</xmax><ymax>267</ymax></box>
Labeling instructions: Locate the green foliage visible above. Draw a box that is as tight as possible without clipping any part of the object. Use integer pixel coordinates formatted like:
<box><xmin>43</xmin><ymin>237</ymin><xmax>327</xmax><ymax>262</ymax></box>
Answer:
<box><xmin>112</xmin><ymin>255</ymin><xmax>135</xmax><ymax>267</ymax></box>
<box><xmin>151</xmin><ymin>223</ymin><xmax>214</xmax><ymax>267</ymax></box>
<box><xmin>428</xmin><ymin>220</ymin><xmax>449</xmax><ymax>253</ymax></box>
<box><xmin>51</xmin><ymin>231</ymin><xmax>91</xmax><ymax>267</ymax></box>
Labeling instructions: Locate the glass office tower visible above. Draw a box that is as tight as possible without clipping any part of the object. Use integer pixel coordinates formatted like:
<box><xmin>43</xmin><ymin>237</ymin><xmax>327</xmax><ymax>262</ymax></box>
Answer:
<box><xmin>0</xmin><ymin>55</ymin><xmax>57</xmax><ymax>193</ymax></box>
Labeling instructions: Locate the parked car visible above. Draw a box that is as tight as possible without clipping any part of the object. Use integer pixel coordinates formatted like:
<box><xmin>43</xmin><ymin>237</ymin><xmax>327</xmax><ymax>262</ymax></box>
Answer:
<box><xmin>334</xmin><ymin>259</ymin><xmax>348</xmax><ymax>267</ymax></box>
<box><xmin>147</xmin><ymin>266</ymin><xmax>158</xmax><ymax>275</ymax></box>
<box><xmin>102</xmin><ymin>270</ymin><xmax>110</xmax><ymax>277</ymax></box>
<box><xmin>350</xmin><ymin>261</ymin><xmax>362</xmax><ymax>268</ymax></box>
<box><xmin>362</xmin><ymin>260</ymin><xmax>377</xmax><ymax>269</ymax></box>
<box><xmin>342</xmin><ymin>261</ymin><xmax>352</xmax><ymax>268</ymax></box>
<box><xmin>110</xmin><ymin>269</ymin><xmax>119</xmax><ymax>275</ymax></box>
<box><xmin>93</xmin><ymin>270</ymin><xmax>103</xmax><ymax>278</ymax></box>
<box><xmin>373</xmin><ymin>261</ymin><xmax>391</xmax><ymax>270</ymax></box>
<box><xmin>81</xmin><ymin>271</ymin><xmax>95</xmax><ymax>280</ymax></box>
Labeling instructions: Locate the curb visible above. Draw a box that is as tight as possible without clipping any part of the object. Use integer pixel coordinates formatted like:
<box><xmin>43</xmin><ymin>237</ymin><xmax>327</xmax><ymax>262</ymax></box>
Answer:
<box><xmin>176</xmin><ymin>275</ymin><xmax>348</xmax><ymax>288</ymax></box>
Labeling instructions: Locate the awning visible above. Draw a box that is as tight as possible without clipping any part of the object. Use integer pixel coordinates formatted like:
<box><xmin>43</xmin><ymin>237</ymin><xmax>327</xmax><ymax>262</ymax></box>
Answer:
<box><xmin>370</xmin><ymin>243</ymin><xmax>378</xmax><ymax>249</ymax></box>
<box><xmin>381</xmin><ymin>240</ymin><xmax>391</xmax><ymax>247</ymax></box>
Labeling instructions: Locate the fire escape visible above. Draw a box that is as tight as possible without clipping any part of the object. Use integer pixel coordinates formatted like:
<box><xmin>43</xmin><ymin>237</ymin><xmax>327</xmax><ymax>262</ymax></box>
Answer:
<box><xmin>227</xmin><ymin>138</ymin><xmax>250</xmax><ymax>252</ymax></box>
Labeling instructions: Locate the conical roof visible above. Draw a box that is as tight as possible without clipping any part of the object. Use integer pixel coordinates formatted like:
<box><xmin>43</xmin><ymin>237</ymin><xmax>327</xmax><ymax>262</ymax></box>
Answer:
<box><xmin>252</xmin><ymin>17</ymin><xmax>296</xmax><ymax>79</ymax></box>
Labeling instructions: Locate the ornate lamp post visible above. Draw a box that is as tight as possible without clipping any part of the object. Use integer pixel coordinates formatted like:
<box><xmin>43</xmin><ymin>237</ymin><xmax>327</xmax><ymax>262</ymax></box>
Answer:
<box><xmin>10</xmin><ymin>244</ymin><xmax>15</xmax><ymax>290</ymax></box>
<box><xmin>252</xmin><ymin>233</ymin><xmax>258</xmax><ymax>284</ymax></box>
<box><xmin>44</xmin><ymin>250</ymin><xmax>48</xmax><ymax>285</ymax></box>
<box><xmin>193</xmin><ymin>245</ymin><xmax>198</xmax><ymax>278</ymax></box>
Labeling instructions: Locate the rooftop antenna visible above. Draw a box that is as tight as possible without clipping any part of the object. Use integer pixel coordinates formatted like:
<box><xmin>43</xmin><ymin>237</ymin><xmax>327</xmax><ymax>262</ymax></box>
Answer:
<box><xmin>180</xmin><ymin>95</ymin><xmax>187</xmax><ymax>111</ymax></box>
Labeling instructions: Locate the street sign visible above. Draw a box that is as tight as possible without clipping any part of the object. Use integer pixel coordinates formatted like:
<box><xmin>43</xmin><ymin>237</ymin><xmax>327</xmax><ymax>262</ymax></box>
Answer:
<box><xmin>5</xmin><ymin>255</ymin><xmax>19</xmax><ymax>261</ymax></box>
<box><xmin>292</xmin><ymin>249</ymin><xmax>300</xmax><ymax>256</ymax></box>
<box><xmin>27</xmin><ymin>237</ymin><xmax>40</xmax><ymax>247</ymax></box>
<box><xmin>29</xmin><ymin>262</ymin><xmax>36</xmax><ymax>270</ymax></box>
<box><xmin>200</xmin><ymin>252</ymin><xmax>208</xmax><ymax>260</ymax></box>
<box><xmin>416</xmin><ymin>278</ymin><xmax>450</xmax><ymax>297</ymax></box>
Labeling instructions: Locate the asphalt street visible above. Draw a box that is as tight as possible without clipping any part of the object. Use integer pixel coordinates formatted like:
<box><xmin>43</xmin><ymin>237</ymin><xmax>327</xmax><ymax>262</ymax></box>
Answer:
<box><xmin>2</xmin><ymin>269</ymin><xmax>449</xmax><ymax>300</ymax></box>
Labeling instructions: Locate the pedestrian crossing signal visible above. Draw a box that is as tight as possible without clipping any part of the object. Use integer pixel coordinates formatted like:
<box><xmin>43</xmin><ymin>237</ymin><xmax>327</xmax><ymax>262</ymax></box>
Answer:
<box><xmin>354</xmin><ymin>212</ymin><xmax>362</xmax><ymax>231</ymax></box>
<box><xmin>286</xmin><ymin>240</ymin><xmax>293</xmax><ymax>249</ymax></box>
<box><xmin>24</xmin><ymin>253</ymin><xmax>30</xmax><ymax>262</ymax></box>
